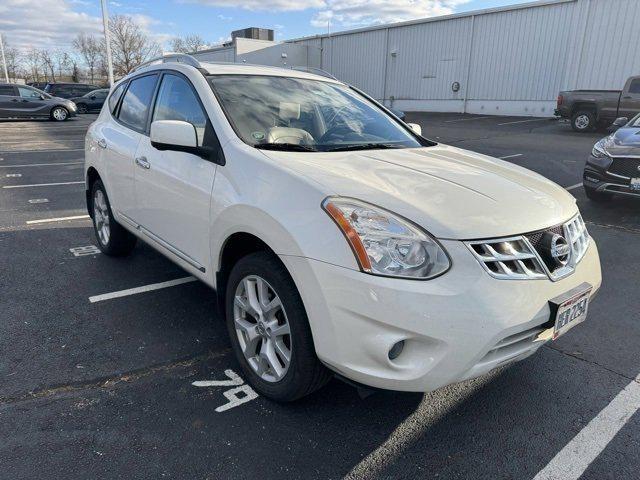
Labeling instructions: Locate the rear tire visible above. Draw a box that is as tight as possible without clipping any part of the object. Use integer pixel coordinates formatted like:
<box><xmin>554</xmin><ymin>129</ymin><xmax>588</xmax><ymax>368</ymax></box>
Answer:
<box><xmin>571</xmin><ymin>110</ymin><xmax>595</xmax><ymax>132</ymax></box>
<box><xmin>50</xmin><ymin>106</ymin><xmax>69</xmax><ymax>122</ymax></box>
<box><xmin>225</xmin><ymin>252</ymin><xmax>331</xmax><ymax>402</ymax></box>
<box><xmin>90</xmin><ymin>180</ymin><xmax>137</xmax><ymax>256</ymax></box>
<box><xmin>584</xmin><ymin>185</ymin><xmax>612</xmax><ymax>203</ymax></box>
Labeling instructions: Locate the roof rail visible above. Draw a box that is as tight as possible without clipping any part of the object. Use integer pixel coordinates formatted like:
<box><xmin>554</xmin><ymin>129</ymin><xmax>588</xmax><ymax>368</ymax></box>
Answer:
<box><xmin>290</xmin><ymin>66</ymin><xmax>337</xmax><ymax>80</ymax></box>
<box><xmin>133</xmin><ymin>53</ymin><xmax>203</xmax><ymax>72</ymax></box>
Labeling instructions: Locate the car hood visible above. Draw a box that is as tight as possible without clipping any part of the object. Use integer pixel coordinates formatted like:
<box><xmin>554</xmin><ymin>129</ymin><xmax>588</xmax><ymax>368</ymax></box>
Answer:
<box><xmin>603</xmin><ymin>127</ymin><xmax>640</xmax><ymax>156</ymax></box>
<box><xmin>261</xmin><ymin>144</ymin><xmax>577</xmax><ymax>239</ymax></box>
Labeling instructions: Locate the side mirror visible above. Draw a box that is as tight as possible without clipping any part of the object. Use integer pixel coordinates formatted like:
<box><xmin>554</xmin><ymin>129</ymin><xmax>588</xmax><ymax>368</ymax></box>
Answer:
<box><xmin>612</xmin><ymin>117</ymin><xmax>628</xmax><ymax>129</ymax></box>
<box><xmin>407</xmin><ymin>123</ymin><xmax>422</xmax><ymax>136</ymax></box>
<box><xmin>39</xmin><ymin>94</ymin><xmax>46</xmax><ymax>100</ymax></box>
<box><xmin>150</xmin><ymin>120</ymin><xmax>223</xmax><ymax>164</ymax></box>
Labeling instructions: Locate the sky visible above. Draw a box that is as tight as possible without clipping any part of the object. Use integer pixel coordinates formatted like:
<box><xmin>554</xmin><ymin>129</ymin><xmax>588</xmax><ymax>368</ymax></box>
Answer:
<box><xmin>1</xmin><ymin>0</ymin><xmax>538</xmax><ymax>52</ymax></box>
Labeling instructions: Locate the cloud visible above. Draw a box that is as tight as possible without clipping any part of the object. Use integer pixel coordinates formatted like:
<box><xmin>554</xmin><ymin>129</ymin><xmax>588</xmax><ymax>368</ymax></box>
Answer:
<box><xmin>217</xmin><ymin>14</ymin><xmax>233</xmax><ymax>21</ymax></box>
<box><xmin>0</xmin><ymin>0</ymin><xmax>103</xmax><ymax>50</ymax></box>
<box><xmin>182</xmin><ymin>0</ymin><xmax>324</xmax><ymax>11</ymax></box>
<box><xmin>310</xmin><ymin>0</ymin><xmax>471</xmax><ymax>29</ymax></box>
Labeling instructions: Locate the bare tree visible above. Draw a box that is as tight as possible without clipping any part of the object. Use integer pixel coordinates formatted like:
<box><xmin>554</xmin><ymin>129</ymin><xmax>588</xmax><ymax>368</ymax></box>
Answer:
<box><xmin>73</xmin><ymin>33</ymin><xmax>101</xmax><ymax>83</ymax></box>
<box><xmin>0</xmin><ymin>35</ymin><xmax>22</xmax><ymax>82</ymax></box>
<box><xmin>170</xmin><ymin>34</ymin><xmax>208</xmax><ymax>53</ymax></box>
<box><xmin>107</xmin><ymin>15</ymin><xmax>161</xmax><ymax>76</ymax></box>
<box><xmin>25</xmin><ymin>48</ymin><xmax>44</xmax><ymax>82</ymax></box>
<box><xmin>40</xmin><ymin>49</ymin><xmax>56</xmax><ymax>82</ymax></box>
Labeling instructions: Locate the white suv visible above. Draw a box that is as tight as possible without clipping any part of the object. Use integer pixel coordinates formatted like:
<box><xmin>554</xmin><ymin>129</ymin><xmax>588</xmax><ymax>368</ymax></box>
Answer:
<box><xmin>85</xmin><ymin>55</ymin><xmax>602</xmax><ymax>401</ymax></box>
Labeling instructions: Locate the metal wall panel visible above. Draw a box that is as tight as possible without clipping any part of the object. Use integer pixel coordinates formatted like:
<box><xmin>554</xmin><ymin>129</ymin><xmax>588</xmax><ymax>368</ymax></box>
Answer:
<box><xmin>386</xmin><ymin>17</ymin><xmax>472</xmax><ymax>101</ymax></box>
<box><xmin>468</xmin><ymin>1</ymin><xmax>576</xmax><ymax>100</ymax></box>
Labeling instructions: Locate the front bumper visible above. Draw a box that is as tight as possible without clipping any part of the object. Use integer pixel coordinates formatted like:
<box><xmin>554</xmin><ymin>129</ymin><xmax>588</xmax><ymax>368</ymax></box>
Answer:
<box><xmin>280</xmin><ymin>238</ymin><xmax>602</xmax><ymax>392</ymax></box>
<box><xmin>583</xmin><ymin>158</ymin><xmax>640</xmax><ymax>198</ymax></box>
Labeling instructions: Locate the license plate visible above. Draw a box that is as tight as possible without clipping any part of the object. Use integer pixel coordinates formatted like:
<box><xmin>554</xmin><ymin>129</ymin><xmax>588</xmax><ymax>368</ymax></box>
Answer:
<box><xmin>550</xmin><ymin>283</ymin><xmax>592</xmax><ymax>340</ymax></box>
<box><xmin>630</xmin><ymin>178</ymin><xmax>640</xmax><ymax>191</ymax></box>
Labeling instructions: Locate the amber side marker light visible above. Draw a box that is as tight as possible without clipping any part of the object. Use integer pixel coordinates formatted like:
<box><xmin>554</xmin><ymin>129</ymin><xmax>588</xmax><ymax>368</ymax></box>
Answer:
<box><xmin>323</xmin><ymin>200</ymin><xmax>373</xmax><ymax>272</ymax></box>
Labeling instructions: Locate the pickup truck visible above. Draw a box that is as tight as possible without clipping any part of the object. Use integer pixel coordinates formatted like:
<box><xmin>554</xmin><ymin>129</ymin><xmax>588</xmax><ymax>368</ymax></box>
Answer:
<box><xmin>555</xmin><ymin>75</ymin><xmax>640</xmax><ymax>132</ymax></box>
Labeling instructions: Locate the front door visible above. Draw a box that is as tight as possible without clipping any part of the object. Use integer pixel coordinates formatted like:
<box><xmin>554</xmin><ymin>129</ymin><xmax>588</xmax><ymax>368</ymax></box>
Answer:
<box><xmin>16</xmin><ymin>86</ymin><xmax>49</xmax><ymax>117</ymax></box>
<box><xmin>133</xmin><ymin>72</ymin><xmax>218</xmax><ymax>273</ymax></box>
<box><xmin>102</xmin><ymin>73</ymin><xmax>158</xmax><ymax>222</ymax></box>
<box><xmin>619</xmin><ymin>77</ymin><xmax>640</xmax><ymax>119</ymax></box>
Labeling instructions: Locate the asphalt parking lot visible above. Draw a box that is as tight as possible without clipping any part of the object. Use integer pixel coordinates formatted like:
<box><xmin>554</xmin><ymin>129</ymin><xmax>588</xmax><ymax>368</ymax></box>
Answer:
<box><xmin>1</xmin><ymin>113</ymin><xmax>639</xmax><ymax>479</ymax></box>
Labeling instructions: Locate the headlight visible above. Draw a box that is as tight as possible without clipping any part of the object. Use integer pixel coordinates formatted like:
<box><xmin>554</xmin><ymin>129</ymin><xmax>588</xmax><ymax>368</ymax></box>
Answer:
<box><xmin>323</xmin><ymin>197</ymin><xmax>450</xmax><ymax>279</ymax></box>
<box><xmin>591</xmin><ymin>139</ymin><xmax>608</xmax><ymax>158</ymax></box>
<box><xmin>588</xmin><ymin>139</ymin><xmax>613</xmax><ymax>170</ymax></box>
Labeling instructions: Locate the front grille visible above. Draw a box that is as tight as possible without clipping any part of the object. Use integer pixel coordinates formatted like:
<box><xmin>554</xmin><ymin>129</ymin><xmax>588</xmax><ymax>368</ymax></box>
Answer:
<box><xmin>466</xmin><ymin>214</ymin><xmax>589</xmax><ymax>281</ymax></box>
<box><xmin>608</xmin><ymin>158</ymin><xmax>640</xmax><ymax>178</ymax></box>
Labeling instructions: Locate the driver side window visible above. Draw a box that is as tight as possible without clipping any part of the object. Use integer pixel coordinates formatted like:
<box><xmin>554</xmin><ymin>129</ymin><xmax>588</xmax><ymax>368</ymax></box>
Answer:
<box><xmin>18</xmin><ymin>87</ymin><xmax>41</xmax><ymax>99</ymax></box>
<box><xmin>152</xmin><ymin>74</ymin><xmax>207</xmax><ymax>146</ymax></box>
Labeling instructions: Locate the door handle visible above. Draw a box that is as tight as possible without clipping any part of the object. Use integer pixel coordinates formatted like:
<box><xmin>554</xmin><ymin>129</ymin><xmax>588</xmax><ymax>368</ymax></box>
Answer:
<box><xmin>135</xmin><ymin>156</ymin><xmax>150</xmax><ymax>169</ymax></box>
<box><xmin>623</xmin><ymin>96</ymin><xmax>632</xmax><ymax>99</ymax></box>
<box><xmin>97</xmin><ymin>138</ymin><xmax>107</xmax><ymax>149</ymax></box>
<box><xmin>11</xmin><ymin>99</ymin><xmax>18</xmax><ymax>102</ymax></box>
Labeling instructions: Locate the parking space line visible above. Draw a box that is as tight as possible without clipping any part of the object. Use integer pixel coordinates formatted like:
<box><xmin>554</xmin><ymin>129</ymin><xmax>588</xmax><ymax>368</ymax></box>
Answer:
<box><xmin>498</xmin><ymin>118</ymin><xmax>549</xmax><ymax>126</ymax></box>
<box><xmin>565</xmin><ymin>183</ymin><xmax>582</xmax><ymax>191</ymax></box>
<box><xmin>0</xmin><ymin>148</ymin><xmax>85</xmax><ymax>154</ymax></box>
<box><xmin>3</xmin><ymin>181</ymin><xmax>84</xmax><ymax>189</ymax></box>
<box><xmin>499</xmin><ymin>154</ymin><xmax>523</xmax><ymax>159</ymax></box>
<box><xmin>0</xmin><ymin>162</ymin><xmax>83</xmax><ymax>168</ymax></box>
<box><xmin>26</xmin><ymin>215</ymin><xmax>90</xmax><ymax>225</ymax></box>
<box><xmin>533</xmin><ymin>377</ymin><xmax>640</xmax><ymax>480</ymax></box>
<box><xmin>89</xmin><ymin>276</ymin><xmax>197</xmax><ymax>303</ymax></box>
<box><xmin>444</xmin><ymin>116</ymin><xmax>492</xmax><ymax>123</ymax></box>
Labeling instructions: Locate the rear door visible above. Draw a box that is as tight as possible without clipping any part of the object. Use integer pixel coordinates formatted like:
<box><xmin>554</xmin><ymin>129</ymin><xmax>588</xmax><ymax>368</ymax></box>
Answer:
<box><xmin>100</xmin><ymin>74</ymin><xmax>158</xmax><ymax>224</ymax></box>
<box><xmin>133</xmin><ymin>72</ymin><xmax>218</xmax><ymax>273</ymax></box>
<box><xmin>0</xmin><ymin>85</ymin><xmax>17</xmax><ymax>117</ymax></box>
<box><xmin>619</xmin><ymin>77</ymin><xmax>640</xmax><ymax>119</ymax></box>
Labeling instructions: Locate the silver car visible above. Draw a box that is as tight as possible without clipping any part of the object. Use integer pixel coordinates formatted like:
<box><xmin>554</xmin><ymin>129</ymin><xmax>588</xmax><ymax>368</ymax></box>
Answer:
<box><xmin>0</xmin><ymin>84</ymin><xmax>77</xmax><ymax>121</ymax></box>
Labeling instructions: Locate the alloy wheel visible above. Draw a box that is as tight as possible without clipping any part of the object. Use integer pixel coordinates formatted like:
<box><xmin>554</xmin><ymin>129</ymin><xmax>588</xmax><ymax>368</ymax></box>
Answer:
<box><xmin>575</xmin><ymin>114</ymin><xmax>590</xmax><ymax>130</ymax></box>
<box><xmin>52</xmin><ymin>107</ymin><xmax>67</xmax><ymax>121</ymax></box>
<box><xmin>93</xmin><ymin>189</ymin><xmax>110</xmax><ymax>246</ymax></box>
<box><xmin>233</xmin><ymin>275</ymin><xmax>292</xmax><ymax>383</ymax></box>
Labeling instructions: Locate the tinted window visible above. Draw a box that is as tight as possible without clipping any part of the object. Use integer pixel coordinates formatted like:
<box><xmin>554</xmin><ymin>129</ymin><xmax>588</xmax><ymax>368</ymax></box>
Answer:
<box><xmin>0</xmin><ymin>86</ymin><xmax>14</xmax><ymax>96</ymax></box>
<box><xmin>93</xmin><ymin>90</ymin><xmax>108</xmax><ymax>99</ymax></box>
<box><xmin>55</xmin><ymin>86</ymin><xmax>74</xmax><ymax>97</ymax></box>
<box><xmin>108</xmin><ymin>83</ymin><xmax>126</xmax><ymax>113</ymax></box>
<box><xmin>153</xmin><ymin>74</ymin><xmax>207</xmax><ymax>146</ymax></box>
<box><xmin>118</xmin><ymin>75</ymin><xmax>158</xmax><ymax>131</ymax></box>
<box><xmin>629</xmin><ymin>79</ymin><xmax>640</xmax><ymax>94</ymax></box>
<box><xmin>18</xmin><ymin>86</ymin><xmax>42</xmax><ymax>99</ymax></box>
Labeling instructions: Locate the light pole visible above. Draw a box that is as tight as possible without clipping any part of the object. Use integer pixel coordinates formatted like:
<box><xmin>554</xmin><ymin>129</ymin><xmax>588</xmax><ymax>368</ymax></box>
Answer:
<box><xmin>0</xmin><ymin>34</ymin><xmax>9</xmax><ymax>83</ymax></box>
<box><xmin>100</xmin><ymin>0</ymin><xmax>114</xmax><ymax>86</ymax></box>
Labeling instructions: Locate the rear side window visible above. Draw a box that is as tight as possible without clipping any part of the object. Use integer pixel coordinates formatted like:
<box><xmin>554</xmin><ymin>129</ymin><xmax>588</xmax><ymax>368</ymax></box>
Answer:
<box><xmin>0</xmin><ymin>86</ymin><xmax>14</xmax><ymax>96</ymax></box>
<box><xmin>629</xmin><ymin>79</ymin><xmax>640</xmax><ymax>94</ymax></box>
<box><xmin>108</xmin><ymin>83</ymin><xmax>126</xmax><ymax>113</ymax></box>
<box><xmin>152</xmin><ymin>74</ymin><xmax>207</xmax><ymax>146</ymax></box>
<box><xmin>118</xmin><ymin>74</ymin><xmax>158</xmax><ymax>132</ymax></box>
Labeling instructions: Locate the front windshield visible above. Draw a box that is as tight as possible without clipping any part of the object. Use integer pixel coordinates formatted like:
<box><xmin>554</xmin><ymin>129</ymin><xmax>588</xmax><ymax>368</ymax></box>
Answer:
<box><xmin>630</xmin><ymin>113</ymin><xmax>640</xmax><ymax>127</ymax></box>
<box><xmin>208</xmin><ymin>75</ymin><xmax>424</xmax><ymax>152</ymax></box>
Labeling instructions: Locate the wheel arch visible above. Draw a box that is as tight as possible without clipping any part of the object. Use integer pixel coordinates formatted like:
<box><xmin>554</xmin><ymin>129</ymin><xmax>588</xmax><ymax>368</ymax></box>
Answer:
<box><xmin>85</xmin><ymin>166</ymin><xmax>101</xmax><ymax>218</ymax></box>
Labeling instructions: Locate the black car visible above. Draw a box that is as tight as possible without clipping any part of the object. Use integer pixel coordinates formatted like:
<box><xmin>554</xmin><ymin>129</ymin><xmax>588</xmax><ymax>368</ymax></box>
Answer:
<box><xmin>583</xmin><ymin>114</ymin><xmax>640</xmax><ymax>201</ymax></box>
<box><xmin>70</xmin><ymin>88</ymin><xmax>109</xmax><ymax>113</ymax></box>
<box><xmin>43</xmin><ymin>82</ymin><xmax>100</xmax><ymax>99</ymax></box>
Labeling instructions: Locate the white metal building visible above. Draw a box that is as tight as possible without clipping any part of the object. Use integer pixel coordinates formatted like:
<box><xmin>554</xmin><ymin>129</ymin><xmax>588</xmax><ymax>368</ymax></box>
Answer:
<box><xmin>288</xmin><ymin>0</ymin><xmax>640</xmax><ymax>116</ymax></box>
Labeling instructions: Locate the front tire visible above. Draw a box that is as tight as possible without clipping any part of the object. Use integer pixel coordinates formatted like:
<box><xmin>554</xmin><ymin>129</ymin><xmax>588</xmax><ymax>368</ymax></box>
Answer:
<box><xmin>225</xmin><ymin>252</ymin><xmax>331</xmax><ymax>402</ymax></box>
<box><xmin>76</xmin><ymin>103</ymin><xmax>88</xmax><ymax>114</ymax></box>
<box><xmin>91</xmin><ymin>180</ymin><xmax>137</xmax><ymax>256</ymax></box>
<box><xmin>50</xmin><ymin>106</ymin><xmax>69</xmax><ymax>122</ymax></box>
<box><xmin>571</xmin><ymin>110</ymin><xmax>595</xmax><ymax>132</ymax></box>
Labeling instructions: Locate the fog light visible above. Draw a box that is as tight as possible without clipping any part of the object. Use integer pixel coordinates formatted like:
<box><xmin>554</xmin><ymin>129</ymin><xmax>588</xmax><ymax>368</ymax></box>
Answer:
<box><xmin>388</xmin><ymin>340</ymin><xmax>405</xmax><ymax>360</ymax></box>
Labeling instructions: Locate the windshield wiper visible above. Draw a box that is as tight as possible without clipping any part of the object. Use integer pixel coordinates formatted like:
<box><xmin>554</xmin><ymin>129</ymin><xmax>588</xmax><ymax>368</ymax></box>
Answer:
<box><xmin>326</xmin><ymin>143</ymin><xmax>402</xmax><ymax>152</ymax></box>
<box><xmin>255</xmin><ymin>143</ymin><xmax>317</xmax><ymax>152</ymax></box>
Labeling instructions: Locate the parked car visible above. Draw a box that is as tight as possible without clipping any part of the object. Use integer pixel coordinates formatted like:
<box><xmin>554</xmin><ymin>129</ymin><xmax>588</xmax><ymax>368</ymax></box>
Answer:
<box><xmin>555</xmin><ymin>75</ymin><xmax>640</xmax><ymax>132</ymax></box>
<box><xmin>85</xmin><ymin>55</ymin><xmax>602</xmax><ymax>402</ymax></box>
<box><xmin>27</xmin><ymin>82</ymin><xmax>48</xmax><ymax>90</ymax></box>
<box><xmin>70</xmin><ymin>88</ymin><xmax>109</xmax><ymax>113</ymax></box>
<box><xmin>583</xmin><ymin>114</ymin><xmax>640</xmax><ymax>201</ymax></box>
<box><xmin>0</xmin><ymin>83</ymin><xmax>77</xmax><ymax>121</ymax></box>
<box><xmin>43</xmin><ymin>82</ymin><xmax>100</xmax><ymax>99</ymax></box>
